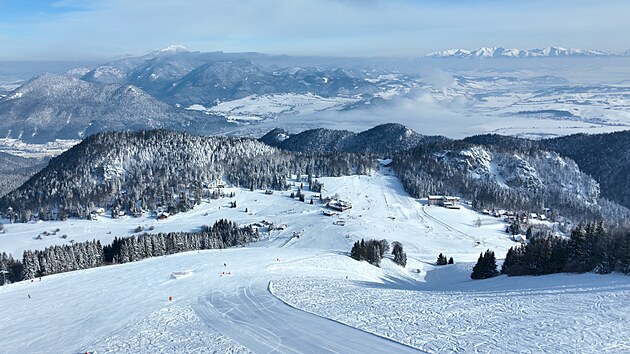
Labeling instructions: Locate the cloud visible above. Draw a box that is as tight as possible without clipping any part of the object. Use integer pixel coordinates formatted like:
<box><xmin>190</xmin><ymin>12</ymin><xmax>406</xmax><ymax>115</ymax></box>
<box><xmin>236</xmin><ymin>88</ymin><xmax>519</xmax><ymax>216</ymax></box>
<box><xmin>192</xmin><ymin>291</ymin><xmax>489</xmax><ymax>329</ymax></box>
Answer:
<box><xmin>259</xmin><ymin>89</ymin><xmax>484</xmax><ymax>138</ymax></box>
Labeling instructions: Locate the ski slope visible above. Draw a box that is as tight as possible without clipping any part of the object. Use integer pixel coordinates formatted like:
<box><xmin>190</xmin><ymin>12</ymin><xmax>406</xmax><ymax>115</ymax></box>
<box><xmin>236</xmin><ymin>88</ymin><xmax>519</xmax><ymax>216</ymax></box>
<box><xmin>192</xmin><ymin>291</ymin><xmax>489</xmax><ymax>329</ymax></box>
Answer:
<box><xmin>193</xmin><ymin>280</ymin><xmax>420</xmax><ymax>353</ymax></box>
<box><xmin>1</xmin><ymin>169</ymin><xmax>629</xmax><ymax>353</ymax></box>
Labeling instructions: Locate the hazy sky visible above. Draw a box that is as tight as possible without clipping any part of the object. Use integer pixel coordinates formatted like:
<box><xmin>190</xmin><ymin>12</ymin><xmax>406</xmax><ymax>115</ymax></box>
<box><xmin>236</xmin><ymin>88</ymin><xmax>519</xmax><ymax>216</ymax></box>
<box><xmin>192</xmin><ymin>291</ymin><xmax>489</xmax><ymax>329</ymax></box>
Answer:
<box><xmin>0</xmin><ymin>0</ymin><xmax>628</xmax><ymax>60</ymax></box>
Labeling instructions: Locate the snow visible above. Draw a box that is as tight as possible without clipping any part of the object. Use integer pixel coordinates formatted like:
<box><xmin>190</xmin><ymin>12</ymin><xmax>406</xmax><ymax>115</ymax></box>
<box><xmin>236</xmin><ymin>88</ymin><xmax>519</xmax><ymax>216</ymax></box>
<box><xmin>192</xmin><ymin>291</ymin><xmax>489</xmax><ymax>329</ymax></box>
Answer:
<box><xmin>0</xmin><ymin>138</ymin><xmax>80</xmax><ymax>158</ymax></box>
<box><xmin>201</xmin><ymin>93</ymin><xmax>361</xmax><ymax>121</ymax></box>
<box><xmin>186</xmin><ymin>103</ymin><xmax>207</xmax><ymax>111</ymax></box>
<box><xmin>1</xmin><ymin>168</ymin><xmax>628</xmax><ymax>353</ymax></box>
<box><xmin>157</xmin><ymin>45</ymin><xmax>190</xmax><ymax>53</ymax></box>
<box><xmin>271</xmin><ymin>266</ymin><xmax>630</xmax><ymax>353</ymax></box>
<box><xmin>88</xmin><ymin>305</ymin><xmax>251</xmax><ymax>353</ymax></box>
<box><xmin>426</xmin><ymin>46</ymin><xmax>613</xmax><ymax>58</ymax></box>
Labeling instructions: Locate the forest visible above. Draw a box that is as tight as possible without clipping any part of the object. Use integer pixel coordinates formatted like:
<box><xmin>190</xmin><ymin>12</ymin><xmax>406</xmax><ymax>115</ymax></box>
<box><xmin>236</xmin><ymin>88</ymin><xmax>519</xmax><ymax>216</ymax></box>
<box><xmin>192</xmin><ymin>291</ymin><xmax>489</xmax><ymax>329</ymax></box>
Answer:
<box><xmin>0</xmin><ymin>219</ymin><xmax>255</xmax><ymax>285</ymax></box>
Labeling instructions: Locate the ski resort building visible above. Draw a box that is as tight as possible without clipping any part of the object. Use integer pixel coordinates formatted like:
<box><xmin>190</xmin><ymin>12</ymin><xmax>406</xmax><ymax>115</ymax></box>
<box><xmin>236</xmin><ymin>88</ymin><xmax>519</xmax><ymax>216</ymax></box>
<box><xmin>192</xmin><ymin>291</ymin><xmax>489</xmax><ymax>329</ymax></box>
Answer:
<box><xmin>427</xmin><ymin>195</ymin><xmax>460</xmax><ymax>208</ymax></box>
<box><xmin>327</xmin><ymin>199</ymin><xmax>353</xmax><ymax>212</ymax></box>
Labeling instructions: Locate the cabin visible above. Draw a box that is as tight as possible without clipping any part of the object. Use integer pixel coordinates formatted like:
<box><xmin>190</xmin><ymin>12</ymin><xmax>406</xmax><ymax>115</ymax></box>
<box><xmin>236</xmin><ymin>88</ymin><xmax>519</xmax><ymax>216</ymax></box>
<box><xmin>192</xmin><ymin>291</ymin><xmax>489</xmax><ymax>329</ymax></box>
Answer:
<box><xmin>327</xmin><ymin>199</ymin><xmax>353</xmax><ymax>212</ymax></box>
<box><xmin>323</xmin><ymin>210</ymin><xmax>337</xmax><ymax>216</ymax></box>
<box><xmin>157</xmin><ymin>212</ymin><xmax>170</xmax><ymax>221</ymax></box>
<box><xmin>264</xmin><ymin>189</ymin><xmax>274</xmax><ymax>195</ymax></box>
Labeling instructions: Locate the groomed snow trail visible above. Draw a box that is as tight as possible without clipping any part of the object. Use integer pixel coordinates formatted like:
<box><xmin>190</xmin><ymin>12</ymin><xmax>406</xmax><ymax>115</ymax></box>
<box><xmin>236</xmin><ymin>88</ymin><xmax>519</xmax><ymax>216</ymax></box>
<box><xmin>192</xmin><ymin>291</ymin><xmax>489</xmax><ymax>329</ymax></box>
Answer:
<box><xmin>193</xmin><ymin>280</ymin><xmax>423</xmax><ymax>353</ymax></box>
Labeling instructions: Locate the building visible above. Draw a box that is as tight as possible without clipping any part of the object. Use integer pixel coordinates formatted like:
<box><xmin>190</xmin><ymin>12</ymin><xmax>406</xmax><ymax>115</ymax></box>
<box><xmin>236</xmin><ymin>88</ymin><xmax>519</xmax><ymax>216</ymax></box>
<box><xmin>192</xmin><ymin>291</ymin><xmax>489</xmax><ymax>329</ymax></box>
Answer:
<box><xmin>427</xmin><ymin>196</ymin><xmax>443</xmax><ymax>206</ymax></box>
<box><xmin>428</xmin><ymin>195</ymin><xmax>460</xmax><ymax>208</ymax></box>
<box><xmin>327</xmin><ymin>200</ymin><xmax>353</xmax><ymax>212</ymax></box>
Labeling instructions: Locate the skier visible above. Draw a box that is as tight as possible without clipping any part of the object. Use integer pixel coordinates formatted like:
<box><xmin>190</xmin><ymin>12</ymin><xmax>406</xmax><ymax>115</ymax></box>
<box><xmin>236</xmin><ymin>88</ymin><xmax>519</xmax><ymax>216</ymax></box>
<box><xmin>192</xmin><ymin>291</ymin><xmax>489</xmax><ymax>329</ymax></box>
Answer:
<box><xmin>27</xmin><ymin>294</ymin><xmax>31</xmax><ymax>299</ymax></box>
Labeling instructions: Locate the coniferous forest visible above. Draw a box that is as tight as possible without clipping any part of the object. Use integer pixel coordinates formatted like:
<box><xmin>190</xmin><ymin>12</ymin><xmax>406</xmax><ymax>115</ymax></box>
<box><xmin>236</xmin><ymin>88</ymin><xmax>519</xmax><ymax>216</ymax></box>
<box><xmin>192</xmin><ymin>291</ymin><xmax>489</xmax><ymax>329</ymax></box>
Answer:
<box><xmin>0</xmin><ymin>130</ymin><xmax>377</xmax><ymax>222</ymax></box>
<box><xmin>501</xmin><ymin>222</ymin><xmax>630</xmax><ymax>276</ymax></box>
<box><xmin>1</xmin><ymin>219</ymin><xmax>255</xmax><ymax>284</ymax></box>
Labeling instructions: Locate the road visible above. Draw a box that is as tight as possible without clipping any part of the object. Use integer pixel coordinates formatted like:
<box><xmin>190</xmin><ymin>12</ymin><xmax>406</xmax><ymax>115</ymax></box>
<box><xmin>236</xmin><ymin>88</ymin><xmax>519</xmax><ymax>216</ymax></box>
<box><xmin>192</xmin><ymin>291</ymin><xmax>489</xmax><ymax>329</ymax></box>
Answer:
<box><xmin>193</xmin><ymin>280</ymin><xmax>423</xmax><ymax>354</ymax></box>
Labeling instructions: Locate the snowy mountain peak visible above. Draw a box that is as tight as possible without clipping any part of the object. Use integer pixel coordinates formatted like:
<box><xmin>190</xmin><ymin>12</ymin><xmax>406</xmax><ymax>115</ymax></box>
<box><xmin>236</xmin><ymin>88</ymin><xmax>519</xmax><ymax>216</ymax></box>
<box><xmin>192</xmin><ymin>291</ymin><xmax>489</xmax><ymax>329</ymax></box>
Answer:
<box><xmin>156</xmin><ymin>45</ymin><xmax>190</xmax><ymax>54</ymax></box>
<box><xmin>426</xmin><ymin>46</ymin><xmax>612</xmax><ymax>58</ymax></box>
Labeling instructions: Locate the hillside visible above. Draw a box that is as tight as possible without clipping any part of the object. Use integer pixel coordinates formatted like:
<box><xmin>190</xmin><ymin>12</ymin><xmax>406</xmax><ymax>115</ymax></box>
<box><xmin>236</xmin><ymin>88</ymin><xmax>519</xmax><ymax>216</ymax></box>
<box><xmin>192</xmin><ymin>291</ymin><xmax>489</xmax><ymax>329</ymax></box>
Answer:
<box><xmin>3</xmin><ymin>126</ymin><xmax>629</xmax><ymax>227</ymax></box>
<box><xmin>0</xmin><ymin>74</ymin><xmax>231</xmax><ymax>143</ymax></box>
<box><xmin>540</xmin><ymin>131</ymin><xmax>630</xmax><ymax>210</ymax></box>
<box><xmin>260</xmin><ymin>123</ymin><xmax>444</xmax><ymax>153</ymax></box>
<box><xmin>0</xmin><ymin>152</ymin><xmax>46</xmax><ymax>197</ymax></box>
<box><xmin>0</xmin><ymin>130</ymin><xmax>376</xmax><ymax>221</ymax></box>
<box><xmin>465</xmin><ymin>131</ymin><xmax>630</xmax><ymax>211</ymax></box>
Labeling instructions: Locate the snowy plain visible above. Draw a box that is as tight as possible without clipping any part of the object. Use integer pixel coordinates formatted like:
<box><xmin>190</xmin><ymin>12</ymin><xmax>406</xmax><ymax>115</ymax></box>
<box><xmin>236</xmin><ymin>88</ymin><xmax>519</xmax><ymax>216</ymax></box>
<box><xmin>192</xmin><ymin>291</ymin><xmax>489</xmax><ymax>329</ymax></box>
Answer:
<box><xmin>211</xmin><ymin>58</ymin><xmax>630</xmax><ymax>140</ymax></box>
<box><xmin>0</xmin><ymin>169</ymin><xmax>629</xmax><ymax>353</ymax></box>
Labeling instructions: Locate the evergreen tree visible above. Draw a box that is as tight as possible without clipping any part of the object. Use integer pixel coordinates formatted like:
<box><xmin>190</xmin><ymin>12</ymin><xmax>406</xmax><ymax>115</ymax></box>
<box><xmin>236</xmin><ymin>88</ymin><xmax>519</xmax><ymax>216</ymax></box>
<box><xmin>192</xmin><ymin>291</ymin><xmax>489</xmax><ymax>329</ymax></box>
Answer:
<box><xmin>436</xmin><ymin>253</ymin><xmax>448</xmax><ymax>265</ymax></box>
<box><xmin>392</xmin><ymin>242</ymin><xmax>407</xmax><ymax>267</ymax></box>
<box><xmin>350</xmin><ymin>241</ymin><xmax>362</xmax><ymax>261</ymax></box>
<box><xmin>471</xmin><ymin>249</ymin><xmax>499</xmax><ymax>280</ymax></box>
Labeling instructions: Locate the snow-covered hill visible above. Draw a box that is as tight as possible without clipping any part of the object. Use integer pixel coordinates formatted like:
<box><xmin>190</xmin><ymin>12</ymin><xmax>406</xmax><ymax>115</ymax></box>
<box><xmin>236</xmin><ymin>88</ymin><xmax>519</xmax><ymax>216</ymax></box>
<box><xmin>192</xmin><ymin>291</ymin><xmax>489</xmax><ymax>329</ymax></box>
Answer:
<box><xmin>0</xmin><ymin>73</ymin><xmax>231</xmax><ymax>143</ymax></box>
<box><xmin>0</xmin><ymin>171</ymin><xmax>628</xmax><ymax>353</ymax></box>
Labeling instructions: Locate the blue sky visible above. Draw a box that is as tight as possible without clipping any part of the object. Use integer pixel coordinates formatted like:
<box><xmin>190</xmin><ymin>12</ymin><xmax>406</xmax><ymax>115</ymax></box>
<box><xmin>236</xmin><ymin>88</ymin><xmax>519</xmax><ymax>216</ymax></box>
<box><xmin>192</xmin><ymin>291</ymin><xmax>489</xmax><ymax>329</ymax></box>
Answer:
<box><xmin>0</xmin><ymin>0</ymin><xmax>628</xmax><ymax>60</ymax></box>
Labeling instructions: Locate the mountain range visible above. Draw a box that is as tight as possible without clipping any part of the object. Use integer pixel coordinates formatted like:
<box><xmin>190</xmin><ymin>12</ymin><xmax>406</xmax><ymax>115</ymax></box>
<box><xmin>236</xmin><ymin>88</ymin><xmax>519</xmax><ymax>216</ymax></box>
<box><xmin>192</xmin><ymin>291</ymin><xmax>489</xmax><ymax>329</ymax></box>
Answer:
<box><xmin>0</xmin><ymin>73</ymin><xmax>232</xmax><ymax>143</ymax></box>
<box><xmin>0</xmin><ymin>46</ymin><xmax>396</xmax><ymax>143</ymax></box>
<box><xmin>426</xmin><ymin>46</ymin><xmax>617</xmax><ymax>58</ymax></box>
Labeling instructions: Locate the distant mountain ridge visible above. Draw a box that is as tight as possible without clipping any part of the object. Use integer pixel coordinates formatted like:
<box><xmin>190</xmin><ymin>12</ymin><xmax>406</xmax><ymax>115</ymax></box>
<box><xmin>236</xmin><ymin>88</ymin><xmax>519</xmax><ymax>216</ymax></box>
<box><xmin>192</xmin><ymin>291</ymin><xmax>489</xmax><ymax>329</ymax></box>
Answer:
<box><xmin>0</xmin><ymin>46</ymin><xmax>399</xmax><ymax>142</ymax></box>
<box><xmin>259</xmin><ymin>123</ymin><xmax>446</xmax><ymax>153</ymax></box>
<box><xmin>0</xmin><ymin>73</ymin><xmax>232</xmax><ymax>143</ymax></box>
<box><xmin>426</xmin><ymin>46</ymin><xmax>614</xmax><ymax>58</ymax></box>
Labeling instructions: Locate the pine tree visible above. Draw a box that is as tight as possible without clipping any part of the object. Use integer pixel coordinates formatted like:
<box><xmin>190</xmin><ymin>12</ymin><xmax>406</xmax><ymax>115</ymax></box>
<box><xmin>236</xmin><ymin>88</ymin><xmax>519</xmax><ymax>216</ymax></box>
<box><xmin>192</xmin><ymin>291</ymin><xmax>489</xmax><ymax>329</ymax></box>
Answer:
<box><xmin>471</xmin><ymin>249</ymin><xmax>499</xmax><ymax>280</ymax></box>
<box><xmin>350</xmin><ymin>241</ymin><xmax>362</xmax><ymax>261</ymax></box>
<box><xmin>392</xmin><ymin>242</ymin><xmax>407</xmax><ymax>267</ymax></box>
<box><xmin>448</xmin><ymin>257</ymin><xmax>454</xmax><ymax>264</ymax></box>
<box><xmin>436</xmin><ymin>253</ymin><xmax>448</xmax><ymax>265</ymax></box>
<box><xmin>471</xmin><ymin>253</ymin><xmax>484</xmax><ymax>279</ymax></box>
<box><xmin>501</xmin><ymin>247</ymin><xmax>516</xmax><ymax>274</ymax></box>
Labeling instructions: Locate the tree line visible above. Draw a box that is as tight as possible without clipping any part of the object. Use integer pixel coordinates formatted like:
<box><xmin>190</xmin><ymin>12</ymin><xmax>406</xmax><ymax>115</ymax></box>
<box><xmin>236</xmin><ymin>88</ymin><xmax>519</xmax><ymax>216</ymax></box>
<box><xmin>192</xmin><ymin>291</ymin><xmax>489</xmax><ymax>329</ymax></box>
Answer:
<box><xmin>469</xmin><ymin>222</ymin><xmax>630</xmax><ymax>280</ymax></box>
<box><xmin>1</xmin><ymin>219</ymin><xmax>255</xmax><ymax>284</ymax></box>
<box><xmin>501</xmin><ymin>222</ymin><xmax>630</xmax><ymax>276</ymax></box>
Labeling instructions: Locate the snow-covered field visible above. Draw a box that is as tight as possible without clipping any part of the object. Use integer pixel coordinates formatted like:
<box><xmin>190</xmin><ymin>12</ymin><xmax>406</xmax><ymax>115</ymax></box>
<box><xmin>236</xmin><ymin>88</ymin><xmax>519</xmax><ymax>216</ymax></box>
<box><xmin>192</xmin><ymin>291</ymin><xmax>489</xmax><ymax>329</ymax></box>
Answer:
<box><xmin>1</xmin><ymin>169</ymin><xmax>629</xmax><ymax>353</ymax></box>
<box><xmin>205</xmin><ymin>61</ymin><xmax>630</xmax><ymax>140</ymax></box>
<box><xmin>0</xmin><ymin>138</ymin><xmax>79</xmax><ymax>159</ymax></box>
<box><xmin>187</xmin><ymin>93</ymin><xmax>361</xmax><ymax>122</ymax></box>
